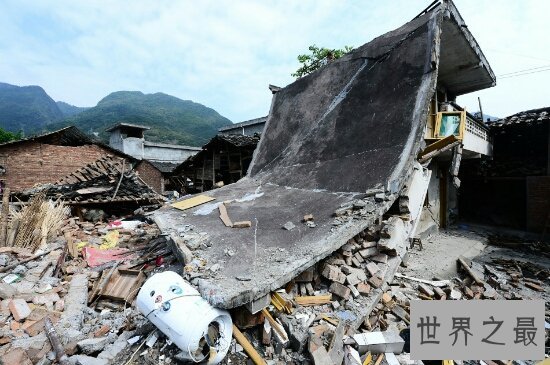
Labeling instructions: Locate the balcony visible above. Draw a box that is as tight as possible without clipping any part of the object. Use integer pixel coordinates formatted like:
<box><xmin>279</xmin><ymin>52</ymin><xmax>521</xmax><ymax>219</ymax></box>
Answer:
<box><xmin>424</xmin><ymin>108</ymin><xmax>493</xmax><ymax>159</ymax></box>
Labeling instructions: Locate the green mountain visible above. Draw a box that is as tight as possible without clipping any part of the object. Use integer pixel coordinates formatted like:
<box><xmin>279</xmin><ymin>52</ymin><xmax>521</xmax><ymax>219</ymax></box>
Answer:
<box><xmin>52</xmin><ymin>91</ymin><xmax>232</xmax><ymax>146</ymax></box>
<box><xmin>56</xmin><ymin>101</ymin><xmax>89</xmax><ymax>117</ymax></box>
<box><xmin>0</xmin><ymin>82</ymin><xmax>63</xmax><ymax>133</ymax></box>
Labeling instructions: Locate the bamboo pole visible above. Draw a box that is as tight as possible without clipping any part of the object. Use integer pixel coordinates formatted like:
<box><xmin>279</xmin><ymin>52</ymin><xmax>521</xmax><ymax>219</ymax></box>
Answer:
<box><xmin>232</xmin><ymin>325</ymin><xmax>266</xmax><ymax>365</ymax></box>
<box><xmin>0</xmin><ymin>188</ymin><xmax>10</xmax><ymax>246</ymax></box>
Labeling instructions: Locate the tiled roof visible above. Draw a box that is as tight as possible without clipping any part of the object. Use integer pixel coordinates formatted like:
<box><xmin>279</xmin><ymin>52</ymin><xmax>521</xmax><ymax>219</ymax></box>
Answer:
<box><xmin>487</xmin><ymin>107</ymin><xmax>550</xmax><ymax>128</ymax></box>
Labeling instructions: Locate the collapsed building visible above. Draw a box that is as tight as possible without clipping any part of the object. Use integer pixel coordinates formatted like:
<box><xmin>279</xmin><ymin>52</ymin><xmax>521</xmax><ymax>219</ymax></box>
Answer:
<box><xmin>150</xmin><ymin>0</ymin><xmax>496</xmax><ymax>359</ymax></box>
<box><xmin>6</xmin><ymin>2</ymin><xmax>548</xmax><ymax>365</ymax></box>
<box><xmin>172</xmin><ymin>133</ymin><xmax>261</xmax><ymax>193</ymax></box>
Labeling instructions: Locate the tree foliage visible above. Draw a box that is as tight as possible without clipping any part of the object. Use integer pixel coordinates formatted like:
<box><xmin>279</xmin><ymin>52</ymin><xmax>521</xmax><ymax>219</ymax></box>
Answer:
<box><xmin>292</xmin><ymin>45</ymin><xmax>354</xmax><ymax>78</ymax></box>
<box><xmin>0</xmin><ymin>127</ymin><xmax>21</xmax><ymax>143</ymax></box>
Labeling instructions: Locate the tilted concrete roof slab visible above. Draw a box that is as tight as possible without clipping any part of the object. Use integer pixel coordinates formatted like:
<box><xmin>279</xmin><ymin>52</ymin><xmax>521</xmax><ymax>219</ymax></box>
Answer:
<box><xmin>154</xmin><ymin>2</ymin><xmax>492</xmax><ymax>309</ymax></box>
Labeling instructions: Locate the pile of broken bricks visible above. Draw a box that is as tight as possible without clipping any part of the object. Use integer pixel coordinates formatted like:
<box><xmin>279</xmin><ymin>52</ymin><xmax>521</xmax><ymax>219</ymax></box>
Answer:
<box><xmin>1</xmin><ymin>205</ymin><xmax>546</xmax><ymax>364</ymax></box>
<box><xmin>0</xmin><ymin>215</ymin><xmax>171</xmax><ymax>365</ymax></box>
<box><xmin>216</xmin><ymin>217</ymin><xmax>416</xmax><ymax>365</ymax></box>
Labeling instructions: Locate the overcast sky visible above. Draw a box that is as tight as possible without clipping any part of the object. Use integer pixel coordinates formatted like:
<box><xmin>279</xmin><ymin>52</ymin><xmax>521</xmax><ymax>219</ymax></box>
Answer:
<box><xmin>2</xmin><ymin>0</ymin><xmax>549</xmax><ymax>123</ymax></box>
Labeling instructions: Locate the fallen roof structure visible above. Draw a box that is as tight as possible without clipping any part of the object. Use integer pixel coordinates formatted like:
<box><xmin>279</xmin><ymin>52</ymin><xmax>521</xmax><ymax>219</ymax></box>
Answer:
<box><xmin>16</xmin><ymin>156</ymin><xmax>163</xmax><ymax>205</ymax></box>
<box><xmin>154</xmin><ymin>0</ymin><xmax>495</xmax><ymax>309</ymax></box>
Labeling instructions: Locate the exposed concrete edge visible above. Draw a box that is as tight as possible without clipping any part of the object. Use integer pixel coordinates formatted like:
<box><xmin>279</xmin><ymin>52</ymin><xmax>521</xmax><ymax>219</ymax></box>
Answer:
<box><xmin>387</xmin><ymin>10</ymin><xmax>441</xmax><ymax>197</ymax></box>
<box><xmin>198</xmin><ymin>199</ymin><xmax>396</xmax><ymax>308</ymax></box>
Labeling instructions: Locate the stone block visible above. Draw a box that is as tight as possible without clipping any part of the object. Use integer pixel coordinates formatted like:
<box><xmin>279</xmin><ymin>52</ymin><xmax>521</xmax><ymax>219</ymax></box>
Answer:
<box><xmin>321</xmin><ymin>264</ymin><xmax>345</xmax><ymax>284</ymax></box>
<box><xmin>371</xmin><ymin>254</ymin><xmax>388</xmax><ymax>264</ymax></box>
<box><xmin>362</xmin><ymin>241</ymin><xmax>377</xmax><ymax>249</ymax></box>
<box><xmin>77</xmin><ymin>337</ymin><xmax>109</xmax><ymax>355</ymax></box>
<box><xmin>295</xmin><ymin>267</ymin><xmax>314</xmax><ymax>282</ymax></box>
<box><xmin>0</xmin><ymin>283</ymin><xmax>16</xmax><ymax>300</ymax></box>
<box><xmin>359</xmin><ymin>248</ymin><xmax>378</xmax><ymax>259</ymax></box>
<box><xmin>9</xmin><ymin>298</ymin><xmax>31</xmax><ymax>321</ymax></box>
<box><xmin>366</xmin><ymin>262</ymin><xmax>380</xmax><ymax>277</ymax></box>
<box><xmin>417</xmin><ymin>283</ymin><xmax>434</xmax><ymax>297</ymax></box>
<box><xmin>353</xmin><ymin>252</ymin><xmax>365</xmax><ymax>263</ymax></box>
<box><xmin>69</xmin><ymin>355</ymin><xmax>108</xmax><ymax>365</ymax></box>
<box><xmin>245</xmin><ymin>293</ymin><xmax>271</xmax><ymax>314</ymax></box>
<box><xmin>357</xmin><ymin>282</ymin><xmax>371</xmax><ymax>296</ymax></box>
<box><xmin>368</xmin><ymin>276</ymin><xmax>383</xmax><ymax>289</ymax></box>
<box><xmin>0</xmin><ymin>348</ymin><xmax>33</xmax><ymax>365</ymax></box>
<box><xmin>329</xmin><ymin>282</ymin><xmax>350</xmax><ymax>300</ymax></box>
<box><xmin>348</xmin><ymin>284</ymin><xmax>360</xmax><ymax>298</ymax></box>
<box><xmin>32</xmin><ymin>292</ymin><xmax>60</xmax><ymax>306</ymax></box>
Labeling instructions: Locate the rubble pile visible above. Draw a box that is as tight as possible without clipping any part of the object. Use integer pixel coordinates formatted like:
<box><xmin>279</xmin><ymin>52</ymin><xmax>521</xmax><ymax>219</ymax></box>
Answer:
<box><xmin>0</xmin><ymin>213</ymin><xmax>172</xmax><ymax>365</ymax></box>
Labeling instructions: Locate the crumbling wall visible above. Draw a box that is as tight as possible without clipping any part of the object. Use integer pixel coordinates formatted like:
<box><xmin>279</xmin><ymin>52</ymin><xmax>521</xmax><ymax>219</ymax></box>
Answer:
<box><xmin>526</xmin><ymin>176</ymin><xmax>550</xmax><ymax>232</ymax></box>
<box><xmin>136</xmin><ymin>160</ymin><xmax>164</xmax><ymax>194</ymax></box>
<box><xmin>0</xmin><ymin>141</ymin><xmax>123</xmax><ymax>191</ymax></box>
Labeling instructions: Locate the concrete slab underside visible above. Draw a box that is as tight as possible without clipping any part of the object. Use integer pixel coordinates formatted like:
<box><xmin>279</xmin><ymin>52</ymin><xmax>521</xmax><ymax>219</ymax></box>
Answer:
<box><xmin>154</xmin><ymin>10</ymin><xmax>442</xmax><ymax>309</ymax></box>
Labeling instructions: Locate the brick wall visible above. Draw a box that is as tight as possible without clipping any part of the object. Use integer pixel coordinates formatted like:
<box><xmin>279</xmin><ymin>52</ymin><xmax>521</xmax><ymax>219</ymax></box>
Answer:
<box><xmin>0</xmin><ymin>141</ymin><xmax>123</xmax><ymax>192</ymax></box>
<box><xmin>136</xmin><ymin>161</ymin><xmax>164</xmax><ymax>194</ymax></box>
<box><xmin>526</xmin><ymin>176</ymin><xmax>550</xmax><ymax>232</ymax></box>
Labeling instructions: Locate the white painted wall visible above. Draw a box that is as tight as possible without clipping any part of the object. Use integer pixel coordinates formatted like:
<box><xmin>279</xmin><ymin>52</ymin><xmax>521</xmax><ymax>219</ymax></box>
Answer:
<box><xmin>143</xmin><ymin>145</ymin><xmax>198</xmax><ymax>163</ymax></box>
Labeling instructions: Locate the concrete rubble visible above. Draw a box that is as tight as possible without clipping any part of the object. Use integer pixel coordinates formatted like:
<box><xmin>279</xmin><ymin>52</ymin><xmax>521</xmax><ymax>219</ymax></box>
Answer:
<box><xmin>0</xmin><ymin>1</ymin><xmax>549</xmax><ymax>365</ymax></box>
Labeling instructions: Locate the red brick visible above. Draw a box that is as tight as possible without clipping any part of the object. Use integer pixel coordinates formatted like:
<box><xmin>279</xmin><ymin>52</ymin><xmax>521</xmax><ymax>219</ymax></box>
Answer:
<box><xmin>9</xmin><ymin>299</ymin><xmax>31</xmax><ymax>322</ymax></box>
<box><xmin>329</xmin><ymin>282</ymin><xmax>351</xmax><ymax>300</ymax></box>
<box><xmin>0</xmin><ymin>141</ymin><xmax>127</xmax><ymax>192</ymax></box>
<box><xmin>1</xmin><ymin>348</ymin><xmax>33</xmax><ymax>365</ymax></box>
<box><xmin>136</xmin><ymin>160</ymin><xmax>164</xmax><ymax>194</ymax></box>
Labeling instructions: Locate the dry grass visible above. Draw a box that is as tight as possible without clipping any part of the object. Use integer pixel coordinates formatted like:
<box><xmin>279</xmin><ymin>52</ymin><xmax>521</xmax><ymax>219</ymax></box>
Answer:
<box><xmin>7</xmin><ymin>192</ymin><xmax>69</xmax><ymax>251</ymax></box>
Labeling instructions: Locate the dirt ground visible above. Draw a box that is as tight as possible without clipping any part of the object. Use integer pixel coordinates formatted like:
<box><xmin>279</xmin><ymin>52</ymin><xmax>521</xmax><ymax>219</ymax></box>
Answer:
<box><xmin>401</xmin><ymin>223</ymin><xmax>550</xmax><ymax>302</ymax></box>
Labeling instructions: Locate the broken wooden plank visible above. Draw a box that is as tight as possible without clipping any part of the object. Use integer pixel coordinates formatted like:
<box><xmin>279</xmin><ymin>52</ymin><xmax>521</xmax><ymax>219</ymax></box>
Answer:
<box><xmin>373</xmin><ymin>353</ymin><xmax>384</xmax><ymax>365</ymax></box>
<box><xmin>362</xmin><ymin>351</ymin><xmax>373</xmax><ymax>365</ymax></box>
<box><xmin>218</xmin><ymin>203</ymin><xmax>233</xmax><ymax>227</ymax></box>
<box><xmin>261</xmin><ymin>309</ymin><xmax>288</xmax><ymax>343</ymax></box>
<box><xmin>171</xmin><ymin>195</ymin><xmax>215</xmax><ymax>211</ymax></box>
<box><xmin>457</xmin><ymin>256</ymin><xmax>484</xmax><ymax>285</ymax></box>
<box><xmin>524</xmin><ymin>281</ymin><xmax>544</xmax><ymax>292</ymax></box>
<box><xmin>233</xmin><ymin>221</ymin><xmax>252</xmax><ymax>228</ymax></box>
<box><xmin>418</xmin><ymin>139</ymin><xmax>461</xmax><ymax>164</ymax></box>
<box><xmin>76</xmin><ymin>186</ymin><xmax>112</xmax><ymax>195</ymax></box>
<box><xmin>271</xmin><ymin>292</ymin><xmax>292</xmax><ymax>314</ymax></box>
<box><xmin>98</xmin><ymin>269</ymin><xmax>145</xmax><ymax>302</ymax></box>
<box><xmin>419</xmin><ymin>134</ymin><xmax>459</xmax><ymax>157</ymax></box>
<box><xmin>295</xmin><ymin>294</ymin><xmax>332</xmax><ymax>306</ymax></box>
<box><xmin>232</xmin><ymin>325</ymin><xmax>267</xmax><ymax>365</ymax></box>
<box><xmin>44</xmin><ymin>317</ymin><xmax>70</xmax><ymax>365</ymax></box>
<box><xmin>394</xmin><ymin>273</ymin><xmax>450</xmax><ymax>287</ymax></box>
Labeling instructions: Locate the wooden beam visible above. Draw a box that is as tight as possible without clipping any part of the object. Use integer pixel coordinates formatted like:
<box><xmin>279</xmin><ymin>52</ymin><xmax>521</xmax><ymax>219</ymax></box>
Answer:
<box><xmin>0</xmin><ymin>188</ymin><xmax>10</xmax><ymax>246</ymax></box>
<box><xmin>457</xmin><ymin>256</ymin><xmax>484</xmax><ymax>285</ymax></box>
<box><xmin>232</xmin><ymin>325</ymin><xmax>267</xmax><ymax>365</ymax></box>
<box><xmin>419</xmin><ymin>134</ymin><xmax>459</xmax><ymax>158</ymax></box>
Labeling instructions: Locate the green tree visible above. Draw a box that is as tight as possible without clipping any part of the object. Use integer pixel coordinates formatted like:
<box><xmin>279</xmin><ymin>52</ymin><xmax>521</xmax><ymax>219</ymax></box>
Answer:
<box><xmin>0</xmin><ymin>127</ymin><xmax>21</xmax><ymax>143</ymax></box>
<box><xmin>292</xmin><ymin>45</ymin><xmax>353</xmax><ymax>78</ymax></box>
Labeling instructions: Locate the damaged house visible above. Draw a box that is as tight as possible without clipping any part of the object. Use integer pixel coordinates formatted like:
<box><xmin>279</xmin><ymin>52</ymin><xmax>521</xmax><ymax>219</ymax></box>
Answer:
<box><xmin>460</xmin><ymin>107</ymin><xmax>550</xmax><ymax>233</ymax></box>
<box><xmin>0</xmin><ymin>126</ymin><xmax>133</xmax><ymax>193</ymax></box>
<box><xmin>171</xmin><ymin>133</ymin><xmax>260</xmax><ymax>193</ymax></box>
<box><xmin>149</xmin><ymin>0</ymin><xmax>496</xmax><ymax>361</ymax></box>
